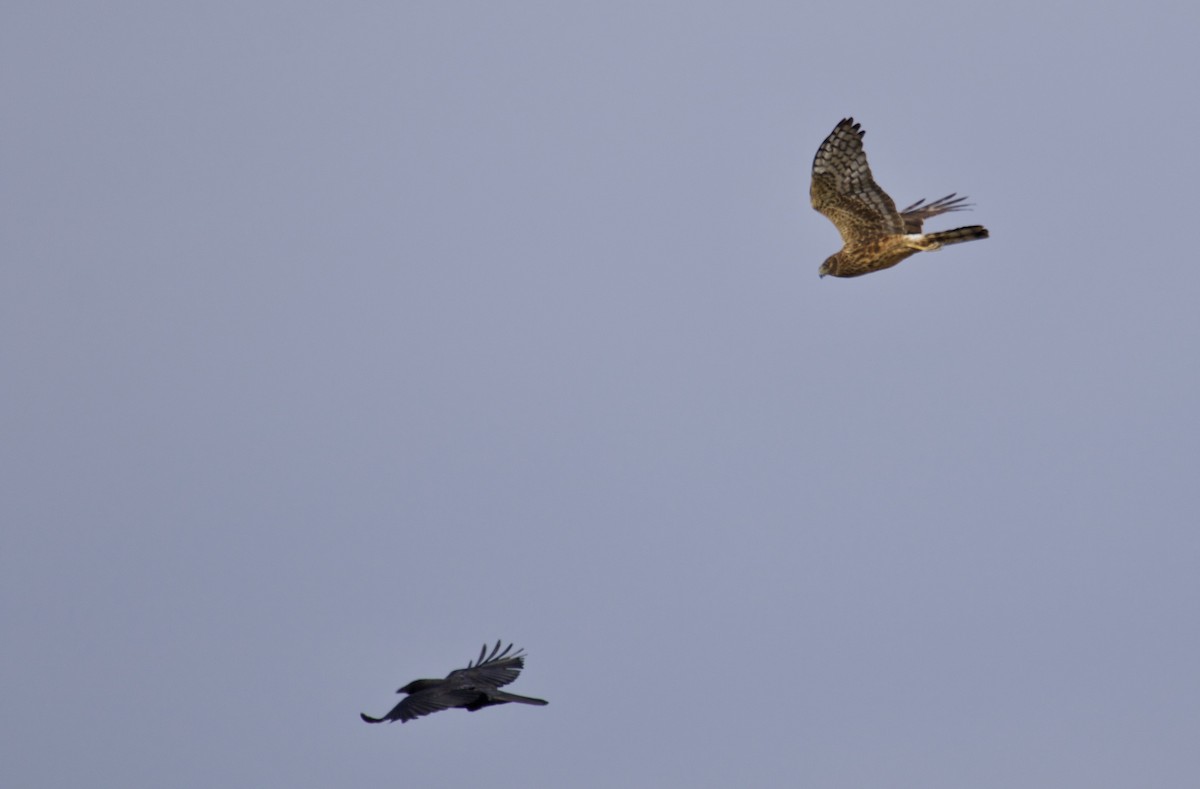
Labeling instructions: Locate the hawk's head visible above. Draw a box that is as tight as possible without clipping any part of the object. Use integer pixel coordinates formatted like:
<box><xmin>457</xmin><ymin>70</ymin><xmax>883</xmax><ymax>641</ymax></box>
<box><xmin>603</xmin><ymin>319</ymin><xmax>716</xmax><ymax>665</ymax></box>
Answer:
<box><xmin>818</xmin><ymin>254</ymin><xmax>838</xmax><ymax>278</ymax></box>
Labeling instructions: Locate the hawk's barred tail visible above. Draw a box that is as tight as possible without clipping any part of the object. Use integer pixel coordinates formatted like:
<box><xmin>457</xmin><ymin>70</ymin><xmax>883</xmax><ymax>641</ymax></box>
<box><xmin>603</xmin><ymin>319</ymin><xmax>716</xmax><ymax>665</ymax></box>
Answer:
<box><xmin>925</xmin><ymin>225</ymin><xmax>989</xmax><ymax>245</ymax></box>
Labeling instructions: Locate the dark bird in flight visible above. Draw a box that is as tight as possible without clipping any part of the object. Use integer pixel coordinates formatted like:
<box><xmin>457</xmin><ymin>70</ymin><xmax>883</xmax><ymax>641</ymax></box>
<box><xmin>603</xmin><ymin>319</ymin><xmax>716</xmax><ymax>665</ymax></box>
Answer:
<box><xmin>360</xmin><ymin>641</ymin><xmax>548</xmax><ymax>724</ymax></box>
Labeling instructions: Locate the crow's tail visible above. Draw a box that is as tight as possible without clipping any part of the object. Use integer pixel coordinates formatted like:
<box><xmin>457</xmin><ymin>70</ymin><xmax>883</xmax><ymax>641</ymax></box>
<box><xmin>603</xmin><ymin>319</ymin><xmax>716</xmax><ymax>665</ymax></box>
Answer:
<box><xmin>491</xmin><ymin>690</ymin><xmax>549</xmax><ymax>706</ymax></box>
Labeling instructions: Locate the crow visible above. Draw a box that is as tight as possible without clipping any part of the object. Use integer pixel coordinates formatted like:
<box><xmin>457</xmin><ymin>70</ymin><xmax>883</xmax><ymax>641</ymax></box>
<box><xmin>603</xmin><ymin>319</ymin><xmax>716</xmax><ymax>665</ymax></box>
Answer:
<box><xmin>360</xmin><ymin>641</ymin><xmax>548</xmax><ymax>724</ymax></box>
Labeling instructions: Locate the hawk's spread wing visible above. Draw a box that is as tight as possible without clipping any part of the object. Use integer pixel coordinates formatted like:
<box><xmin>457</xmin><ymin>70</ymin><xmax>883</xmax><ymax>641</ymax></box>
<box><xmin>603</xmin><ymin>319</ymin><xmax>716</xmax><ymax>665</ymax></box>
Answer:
<box><xmin>899</xmin><ymin>193</ymin><xmax>971</xmax><ymax>234</ymax></box>
<box><xmin>811</xmin><ymin>118</ymin><xmax>905</xmax><ymax>243</ymax></box>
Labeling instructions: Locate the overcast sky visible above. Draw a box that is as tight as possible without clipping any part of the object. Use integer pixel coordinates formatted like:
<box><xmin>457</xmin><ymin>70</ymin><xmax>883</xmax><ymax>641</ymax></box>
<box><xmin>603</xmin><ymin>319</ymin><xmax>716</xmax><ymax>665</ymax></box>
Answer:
<box><xmin>5</xmin><ymin>2</ymin><xmax>1200</xmax><ymax>787</ymax></box>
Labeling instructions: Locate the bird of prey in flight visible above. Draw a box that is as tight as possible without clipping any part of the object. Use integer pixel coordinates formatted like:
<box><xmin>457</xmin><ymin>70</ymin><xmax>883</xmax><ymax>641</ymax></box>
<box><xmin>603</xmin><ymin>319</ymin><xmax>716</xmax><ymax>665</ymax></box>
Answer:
<box><xmin>811</xmin><ymin>117</ymin><xmax>988</xmax><ymax>278</ymax></box>
<box><xmin>360</xmin><ymin>641</ymin><xmax>548</xmax><ymax>724</ymax></box>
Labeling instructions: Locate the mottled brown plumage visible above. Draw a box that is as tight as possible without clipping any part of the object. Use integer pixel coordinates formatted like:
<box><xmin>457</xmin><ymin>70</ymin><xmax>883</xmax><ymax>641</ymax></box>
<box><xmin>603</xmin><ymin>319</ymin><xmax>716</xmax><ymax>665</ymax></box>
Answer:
<box><xmin>811</xmin><ymin>118</ymin><xmax>988</xmax><ymax>278</ymax></box>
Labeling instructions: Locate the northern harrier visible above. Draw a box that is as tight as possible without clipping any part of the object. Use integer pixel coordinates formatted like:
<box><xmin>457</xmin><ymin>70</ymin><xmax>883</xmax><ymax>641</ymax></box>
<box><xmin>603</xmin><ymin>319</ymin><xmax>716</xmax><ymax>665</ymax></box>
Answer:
<box><xmin>811</xmin><ymin>118</ymin><xmax>988</xmax><ymax>278</ymax></box>
<box><xmin>360</xmin><ymin>641</ymin><xmax>548</xmax><ymax>724</ymax></box>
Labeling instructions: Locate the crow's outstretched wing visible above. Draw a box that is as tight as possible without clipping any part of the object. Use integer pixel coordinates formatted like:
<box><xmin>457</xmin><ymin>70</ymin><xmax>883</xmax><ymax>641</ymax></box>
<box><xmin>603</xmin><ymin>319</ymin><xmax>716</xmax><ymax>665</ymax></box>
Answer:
<box><xmin>360</xmin><ymin>688</ymin><xmax>481</xmax><ymax>723</ymax></box>
<box><xmin>445</xmin><ymin>641</ymin><xmax>526</xmax><ymax>689</ymax></box>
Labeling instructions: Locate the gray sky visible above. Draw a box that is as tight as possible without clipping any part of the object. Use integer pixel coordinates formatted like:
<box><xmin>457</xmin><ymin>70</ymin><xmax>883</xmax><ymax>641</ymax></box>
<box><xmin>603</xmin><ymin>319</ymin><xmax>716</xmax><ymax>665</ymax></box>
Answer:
<box><xmin>5</xmin><ymin>2</ymin><xmax>1199</xmax><ymax>787</ymax></box>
